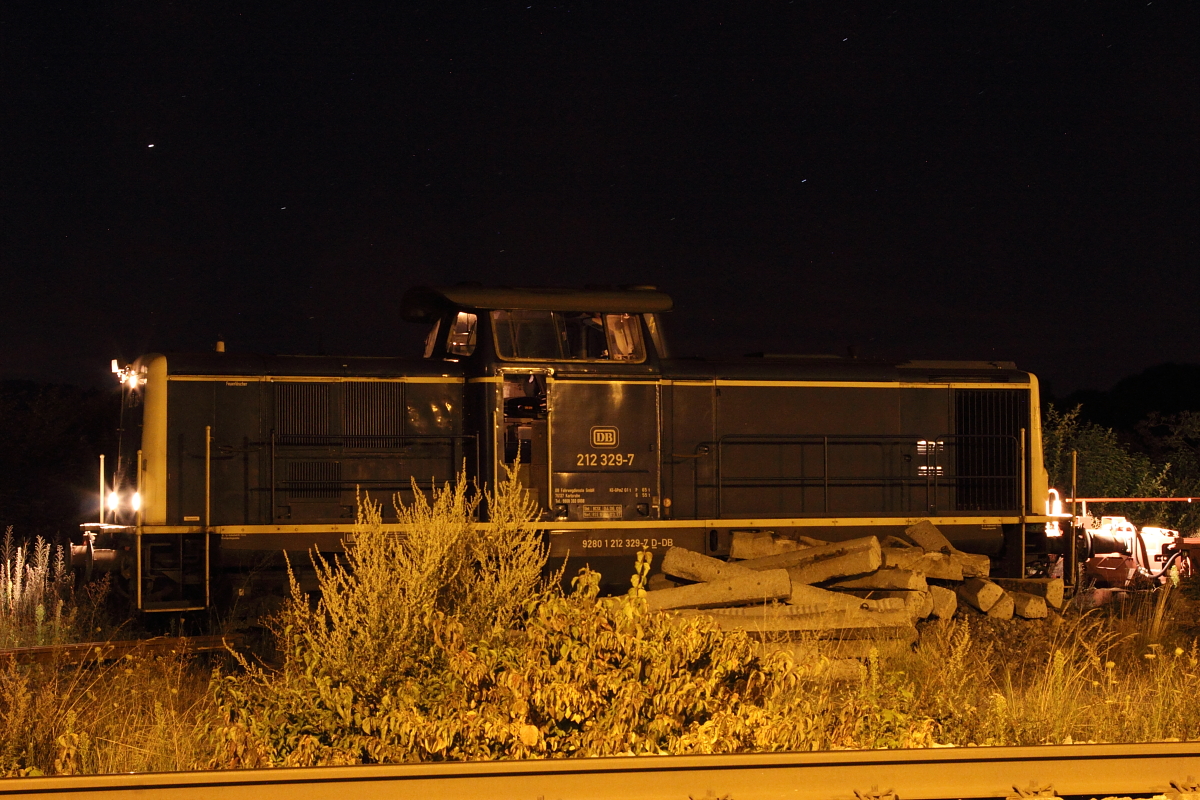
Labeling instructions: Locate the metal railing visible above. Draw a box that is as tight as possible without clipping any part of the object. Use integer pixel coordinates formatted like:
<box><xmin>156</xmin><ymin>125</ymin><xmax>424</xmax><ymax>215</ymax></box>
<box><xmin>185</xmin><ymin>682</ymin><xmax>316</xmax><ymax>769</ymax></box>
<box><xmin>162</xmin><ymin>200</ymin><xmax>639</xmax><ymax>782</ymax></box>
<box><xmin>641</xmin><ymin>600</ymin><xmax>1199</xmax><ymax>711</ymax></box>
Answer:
<box><xmin>683</xmin><ymin>433</ymin><xmax>1022</xmax><ymax>518</ymax></box>
<box><xmin>269</xmin><ymin>432</ymin><xmax>479</xmax><ymax>519</ymax></box>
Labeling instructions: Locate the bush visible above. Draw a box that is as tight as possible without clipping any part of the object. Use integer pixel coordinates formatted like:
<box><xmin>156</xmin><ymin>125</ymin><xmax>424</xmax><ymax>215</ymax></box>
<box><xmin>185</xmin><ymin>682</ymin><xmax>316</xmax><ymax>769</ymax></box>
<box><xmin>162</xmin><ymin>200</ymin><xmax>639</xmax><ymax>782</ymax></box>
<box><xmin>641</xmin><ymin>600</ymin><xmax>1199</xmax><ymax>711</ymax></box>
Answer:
<box><xmin>209</xmin><ymin>470</ymin><xmax>861</xmax><ymax>767</ymax></box>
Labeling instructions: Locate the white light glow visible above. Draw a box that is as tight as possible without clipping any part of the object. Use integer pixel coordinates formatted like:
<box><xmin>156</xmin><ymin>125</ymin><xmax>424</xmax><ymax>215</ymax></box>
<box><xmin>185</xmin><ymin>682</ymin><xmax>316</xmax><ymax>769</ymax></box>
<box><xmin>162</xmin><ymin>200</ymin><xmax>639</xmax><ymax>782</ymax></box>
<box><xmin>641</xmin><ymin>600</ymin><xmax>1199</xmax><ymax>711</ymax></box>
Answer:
<box><xmin>106</xmin><ymin>491</ymin><xmax>119</xmax><ymax>511</ymax></box>
<box><xmin>131</xmin><ymin>492</ymin><xmax>141</xmax><ymax>512</ymax></box>
<box><xmin>1045</xmin><ymin>488</ymin><xmax>1069</xmax><ymax>517</ymax></box>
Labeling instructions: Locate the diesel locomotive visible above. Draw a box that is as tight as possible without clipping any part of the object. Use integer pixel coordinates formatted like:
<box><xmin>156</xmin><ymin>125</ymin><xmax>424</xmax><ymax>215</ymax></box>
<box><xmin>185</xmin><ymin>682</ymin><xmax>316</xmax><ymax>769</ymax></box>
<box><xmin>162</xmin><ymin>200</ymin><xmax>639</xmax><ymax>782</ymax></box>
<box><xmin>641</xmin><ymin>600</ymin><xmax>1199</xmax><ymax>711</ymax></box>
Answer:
<box><xmin>84</xmin><ymin>285</ymin><xmax>1057</xmax><ymax>611</ymax></box>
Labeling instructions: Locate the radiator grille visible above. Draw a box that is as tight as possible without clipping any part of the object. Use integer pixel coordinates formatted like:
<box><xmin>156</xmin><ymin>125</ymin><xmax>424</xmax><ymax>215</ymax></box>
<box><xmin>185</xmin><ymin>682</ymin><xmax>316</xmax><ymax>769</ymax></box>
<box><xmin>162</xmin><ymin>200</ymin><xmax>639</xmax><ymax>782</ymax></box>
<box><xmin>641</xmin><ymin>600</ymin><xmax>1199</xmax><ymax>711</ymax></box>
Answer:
<box><xmin>276</xmin><ymin>383</ymin><xmax>331</xmax><ymax>444</ymax></box>
<box><xmin>344</xmin><ymin>382</ymin><xmax>404</xmax><ymax>447</ymax></box>
<box><xmin>287</xmin><ymin>461</ymin><xmax>341</xmax><ymax>499</ymax></box>
<box><xmin>954</xmin><ymin>389</ymin><xmax>1028</xmax><ymax>511</ymax></box>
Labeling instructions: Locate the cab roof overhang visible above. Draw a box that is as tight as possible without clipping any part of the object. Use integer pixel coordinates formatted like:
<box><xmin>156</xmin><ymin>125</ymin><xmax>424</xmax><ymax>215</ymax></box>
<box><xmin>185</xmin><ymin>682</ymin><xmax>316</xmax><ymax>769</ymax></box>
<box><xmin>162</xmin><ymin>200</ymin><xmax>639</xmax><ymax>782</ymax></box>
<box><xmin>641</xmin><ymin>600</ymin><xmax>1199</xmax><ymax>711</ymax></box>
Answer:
<box><xmin>401</xmin><ymin>285</ymin><xmax>674</xmax><ymax>322</ymax></box>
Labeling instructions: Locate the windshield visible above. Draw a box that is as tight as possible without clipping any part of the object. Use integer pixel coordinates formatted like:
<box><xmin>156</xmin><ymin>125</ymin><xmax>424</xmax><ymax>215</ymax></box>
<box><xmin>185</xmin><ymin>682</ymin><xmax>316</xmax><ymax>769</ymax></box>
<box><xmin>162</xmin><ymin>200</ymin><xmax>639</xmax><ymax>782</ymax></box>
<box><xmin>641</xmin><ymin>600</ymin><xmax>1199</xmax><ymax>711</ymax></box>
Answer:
<box><xmin>491</xmin><ymin>310</ymin><xmax>645</xmax><ymax>362</ymax></box>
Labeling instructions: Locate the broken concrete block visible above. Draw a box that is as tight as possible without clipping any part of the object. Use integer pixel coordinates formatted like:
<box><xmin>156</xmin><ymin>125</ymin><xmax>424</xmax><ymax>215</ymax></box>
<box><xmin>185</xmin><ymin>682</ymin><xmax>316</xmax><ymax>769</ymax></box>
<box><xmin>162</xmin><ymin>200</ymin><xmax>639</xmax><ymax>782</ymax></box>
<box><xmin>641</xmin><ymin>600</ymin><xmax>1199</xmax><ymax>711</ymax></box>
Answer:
<box><xmin>645</xmin><ymin>568</ymin><xmax>791</xmax><ymax>612</ymax></box>
<box><xmin>915</xmin><ymin>589</ymin><xmax>934</xmax><ymax>620</ymax></box>
<box><xmin>904</xmin><ymin>519</ymin><xmax>990</xmax><ymax>576</ymax></box>
<box><xmin>787</xmin><ymin>583</ymin><xmax>903</xmax><ymax>614</ymax></box>
<box><xmin>881</xmin><ymin>546</ymin><xmax>922</xmax><ymax>571</ymax></box>
<box><xmin>882</xmin><ymin>534</ymin><xmax>918</xmax><ymax>549</ymax></box>
<box><xmin>881</xmin><ymin>546</ymin><xmax>923</xmax><ymax>571</ymax></box>
<box><xmin>956</xmin><ymin>577</ymin><xmax>1004</xmax><ymax>613</ymax></box>
<box><xmin>797</xmin><ymin>535</ymin><xmax>831</xmax><ymax>547</ymax></box>
<box><xmin>1011</xmin><ymin>591</ymin><xmax>1048</xmax><ymax>619</ymax></box>
<box><xmin>788</xmin><ymin>547</ymin><xmax>882</xmax><ymax>586</ymax></box>
<box><xmin>883</xmin><ymin>545</ymin><xmax>969</xmax><ymax>580</ymax></box>
<box><xmin>827</xmin><ymin>568</ymin><xmax>928</xmax><ymax>592</ymax></box>
<box><xmin>661</xmin><ymin>546</ymin><xmax>752</xmax><ymax>583</ymax></box>
<box><xmin>991</xmin><ymin>577</ymin><xmax>1064</xmax><ymax>610</ymax></box>
<box><xmin>904</xmin><ymin>519</ymin><xmax>955</xmax><ymax>552</ymax></box>
<box><xmin>839</xmin><ymin>589</ymin><xmax>932</xmax><ymax>621</ymax></box>
<box><xmin>986</xmin><ymin>591</ymin><xmax>1015</xmax><ymax>620</ymax></box>
<box><xmin>950</xmin><ymin>550</ymin><xmax>991</xmax><ymax>578</ymax></box>
<box><xmin>929</xmin><ymin>585</ymin><xmax>958</xmax><ymax>619</ymax></box>
<box><xmin>915</xmin><ymin>552</ymin><xmax>965</xmax><ymax>581</ymax></box>
<box><xmin>740</xmin><ymin>535</ymin><xmax>881</xmax><ymax>573</ymax></box>
<box><xmin>646</xmin><ymin>573</ymin><xmax>680</xmax><ymax>592</ymax></box>
<box><xmin>681</xmin><ymin>606</ymin><xmax>916</xmax><ymax>640</ymax></box>
<box><xmin>729</xmin><ymin>531</ymin><xmax>802</xmax><ymax>560</ymax></box>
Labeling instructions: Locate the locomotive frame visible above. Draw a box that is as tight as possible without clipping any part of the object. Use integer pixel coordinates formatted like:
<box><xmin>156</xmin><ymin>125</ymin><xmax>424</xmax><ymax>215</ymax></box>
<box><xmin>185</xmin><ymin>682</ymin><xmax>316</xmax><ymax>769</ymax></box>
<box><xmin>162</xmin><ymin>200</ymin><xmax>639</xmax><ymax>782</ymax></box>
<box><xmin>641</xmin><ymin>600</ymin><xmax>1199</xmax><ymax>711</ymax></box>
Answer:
<box><xmin>86</xmin><ymin>285</ymin><xmax>1057</xmax><ymax>611</ymax></box>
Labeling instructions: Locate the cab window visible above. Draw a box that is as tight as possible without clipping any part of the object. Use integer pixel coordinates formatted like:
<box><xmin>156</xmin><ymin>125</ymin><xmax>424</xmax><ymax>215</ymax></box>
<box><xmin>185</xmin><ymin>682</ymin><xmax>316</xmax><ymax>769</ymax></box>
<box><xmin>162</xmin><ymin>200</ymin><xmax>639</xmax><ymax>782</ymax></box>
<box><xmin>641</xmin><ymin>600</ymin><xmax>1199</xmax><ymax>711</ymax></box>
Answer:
<box><xmin>422</xmin><ymin>319</ymin><xmax>442</xmax><ymax>358</ymax></box>
<box><xmin>446</xmin><ymin>312</ymin><xmax>477</xmax><ymax>356</ymax></box>
<box><xmin>491</xmin><ymin>310</ymin><xmax>645</xmax><ymax>362</ymax></box>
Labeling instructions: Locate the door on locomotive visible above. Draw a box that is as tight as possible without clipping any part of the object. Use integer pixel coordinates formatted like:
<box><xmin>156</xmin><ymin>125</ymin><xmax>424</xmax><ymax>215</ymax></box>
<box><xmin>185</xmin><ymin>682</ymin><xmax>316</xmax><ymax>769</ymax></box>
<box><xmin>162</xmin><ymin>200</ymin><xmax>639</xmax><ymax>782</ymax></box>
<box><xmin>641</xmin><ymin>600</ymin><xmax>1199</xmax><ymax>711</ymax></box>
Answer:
<box><xmin>489</xmin><ymin>308</ymin><xmax>660</xmax><ymax>521</ymax></box>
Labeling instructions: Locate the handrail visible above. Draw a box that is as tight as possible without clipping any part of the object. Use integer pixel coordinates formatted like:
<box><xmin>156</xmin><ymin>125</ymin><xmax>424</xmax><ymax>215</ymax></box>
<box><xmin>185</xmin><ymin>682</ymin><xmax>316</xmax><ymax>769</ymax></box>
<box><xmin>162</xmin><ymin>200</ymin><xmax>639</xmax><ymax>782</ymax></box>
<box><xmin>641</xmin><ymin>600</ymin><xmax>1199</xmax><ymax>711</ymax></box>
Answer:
<box><xmin>697</xmin><ymin>433</ymin><xmax>1021</xmax><ymax>518</ymax></box>
<box><xmin>268</xmin><ymin>432</ymin><xmax>480</xmax><ymax>521</ymax></box>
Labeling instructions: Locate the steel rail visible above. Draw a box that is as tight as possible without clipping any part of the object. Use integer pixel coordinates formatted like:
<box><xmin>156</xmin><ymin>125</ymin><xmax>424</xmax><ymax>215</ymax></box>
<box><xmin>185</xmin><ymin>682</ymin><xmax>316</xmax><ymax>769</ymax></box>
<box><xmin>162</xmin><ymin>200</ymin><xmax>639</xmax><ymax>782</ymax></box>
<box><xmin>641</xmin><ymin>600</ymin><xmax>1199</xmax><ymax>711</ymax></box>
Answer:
<box><xmin>0</xmin><ymin>635</ymin><xmax>240</xmax><ymax>666</ymax></box>
<box><xmin>1</xmin><ymin>742</ymin><xmax>1197</xmax><ymax>800</ymax></box>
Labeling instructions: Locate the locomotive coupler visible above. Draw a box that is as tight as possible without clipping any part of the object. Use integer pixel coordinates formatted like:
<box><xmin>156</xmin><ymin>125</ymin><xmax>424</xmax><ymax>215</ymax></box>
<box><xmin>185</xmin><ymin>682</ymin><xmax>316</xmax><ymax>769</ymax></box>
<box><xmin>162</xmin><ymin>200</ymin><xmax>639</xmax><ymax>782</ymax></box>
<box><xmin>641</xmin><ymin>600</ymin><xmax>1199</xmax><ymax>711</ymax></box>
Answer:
<box><xmin>73</xmin><ymin>524</ymin><xmax>131</xmax><ymax>581</ymax></box>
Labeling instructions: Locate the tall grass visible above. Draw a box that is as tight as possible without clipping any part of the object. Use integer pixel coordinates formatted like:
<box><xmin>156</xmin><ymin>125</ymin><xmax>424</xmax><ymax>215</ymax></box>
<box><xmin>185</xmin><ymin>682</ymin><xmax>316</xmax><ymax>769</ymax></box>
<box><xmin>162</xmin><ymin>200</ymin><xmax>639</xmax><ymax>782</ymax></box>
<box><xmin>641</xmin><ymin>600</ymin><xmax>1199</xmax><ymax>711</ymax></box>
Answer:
<box><xmin>1</xmin><ymin>527</ymin><xmax>73</xmax><ymax>649</ymax></box>
<box><xmin>888</xmin><ymin>599</ymin><xmax>1200</xmax><ymax>747</ymax></box>
<box><xmin>1</xmin><ymin>650</ymin><xmax>216</xmax><ymax>776</ymax></box>
<box><xmin>1</xmin><ymin>526</ymin><xmax>217</xmax><ymax>777</ymax></box>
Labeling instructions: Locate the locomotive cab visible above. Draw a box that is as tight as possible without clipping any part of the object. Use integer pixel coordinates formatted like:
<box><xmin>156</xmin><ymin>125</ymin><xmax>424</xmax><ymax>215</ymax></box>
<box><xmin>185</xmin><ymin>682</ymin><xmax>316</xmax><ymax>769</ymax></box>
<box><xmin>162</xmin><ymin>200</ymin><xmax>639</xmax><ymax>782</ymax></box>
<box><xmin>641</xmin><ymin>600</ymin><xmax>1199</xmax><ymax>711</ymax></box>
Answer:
<box><xmin>401</xmin><ymin>285</ymin><xmax>672</xmax><ymax>522</ymax></box>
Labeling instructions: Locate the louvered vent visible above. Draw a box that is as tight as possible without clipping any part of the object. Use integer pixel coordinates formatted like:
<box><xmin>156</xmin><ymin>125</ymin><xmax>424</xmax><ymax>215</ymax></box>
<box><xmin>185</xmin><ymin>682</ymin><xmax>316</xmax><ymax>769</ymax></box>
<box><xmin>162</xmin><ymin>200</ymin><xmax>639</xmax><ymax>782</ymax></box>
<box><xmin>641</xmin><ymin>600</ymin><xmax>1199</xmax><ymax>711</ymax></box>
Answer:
<box><xmin>276</xmin><ymin>383</ymin><xmax>331</xmax><ymax>444</ymax></box>
<box><xmin>344</xmin><ymin>382</ymin><xmax>404</xmax><ymax>448</ymax></box>
<box><xmin>287</xmin><ymin>461</ymin><xmax>341</xmax><ymax>499</ymax></box>
<box><xmin>954</xmin><ymin>389</ymin><xmax>1028</xmax><ymax>511</ymax></box>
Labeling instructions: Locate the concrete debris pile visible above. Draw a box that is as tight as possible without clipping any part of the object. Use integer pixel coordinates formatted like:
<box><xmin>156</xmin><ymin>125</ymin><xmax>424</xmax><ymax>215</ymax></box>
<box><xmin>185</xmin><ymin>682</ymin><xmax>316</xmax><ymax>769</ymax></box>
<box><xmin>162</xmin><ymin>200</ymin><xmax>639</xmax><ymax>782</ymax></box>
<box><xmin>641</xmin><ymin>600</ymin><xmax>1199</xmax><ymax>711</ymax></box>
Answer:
<box><xmin>646</xmin><ymin>520</ymin><xmax>1065</xmax><ymax>658</ymax></box>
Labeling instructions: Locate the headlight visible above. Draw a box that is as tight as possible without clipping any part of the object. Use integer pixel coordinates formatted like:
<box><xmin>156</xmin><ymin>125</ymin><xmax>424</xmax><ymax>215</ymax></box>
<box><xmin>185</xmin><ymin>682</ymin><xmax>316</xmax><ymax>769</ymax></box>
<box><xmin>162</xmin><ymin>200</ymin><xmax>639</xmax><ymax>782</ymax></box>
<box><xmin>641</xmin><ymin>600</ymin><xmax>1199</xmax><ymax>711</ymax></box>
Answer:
<box><xmin>131</xmin><ymin>492</ymin><xmax>141</xmax><ymax>512</ymax></box>
<box><xmin>106</xmin><ymin>491</ymin><xmax>120</xmax><ymax>511</ymax></box>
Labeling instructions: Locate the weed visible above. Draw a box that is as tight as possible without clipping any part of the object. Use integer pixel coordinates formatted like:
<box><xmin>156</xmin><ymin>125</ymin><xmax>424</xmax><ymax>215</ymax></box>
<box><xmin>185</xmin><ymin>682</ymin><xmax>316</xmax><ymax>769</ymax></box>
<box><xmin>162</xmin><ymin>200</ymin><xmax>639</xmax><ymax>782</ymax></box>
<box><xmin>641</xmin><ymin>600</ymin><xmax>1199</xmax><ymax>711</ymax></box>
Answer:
<box><xmin>0</xmin><ymin>526</ymin><xmax>74</xmax><ymax>649</ymax></box>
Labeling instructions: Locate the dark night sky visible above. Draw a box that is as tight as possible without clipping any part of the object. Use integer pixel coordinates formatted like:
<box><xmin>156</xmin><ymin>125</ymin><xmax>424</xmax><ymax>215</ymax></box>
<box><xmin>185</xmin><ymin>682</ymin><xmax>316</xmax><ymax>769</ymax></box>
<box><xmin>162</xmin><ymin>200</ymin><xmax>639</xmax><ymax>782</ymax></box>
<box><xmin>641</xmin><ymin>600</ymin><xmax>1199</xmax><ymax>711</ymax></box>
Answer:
<box><xmin>2</xmin><ymin>2</ymin><xmax>1196</xmax><ymax>396</ymax></box>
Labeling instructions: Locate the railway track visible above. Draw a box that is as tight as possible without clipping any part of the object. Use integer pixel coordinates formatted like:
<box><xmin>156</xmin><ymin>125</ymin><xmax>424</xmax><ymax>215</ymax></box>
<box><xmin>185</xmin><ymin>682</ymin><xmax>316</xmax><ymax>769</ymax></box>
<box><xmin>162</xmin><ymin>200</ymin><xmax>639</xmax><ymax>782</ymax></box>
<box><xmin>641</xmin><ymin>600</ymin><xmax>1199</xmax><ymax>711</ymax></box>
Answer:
<box><xmin>0</xmin><ymin>635</ymin><xmax>240</xmax><ymax>665</ymax></box>
<box><xmin>1</xmin><ymin>742</ymin><xmax>1197</xmax><ymax>800</ymax></box>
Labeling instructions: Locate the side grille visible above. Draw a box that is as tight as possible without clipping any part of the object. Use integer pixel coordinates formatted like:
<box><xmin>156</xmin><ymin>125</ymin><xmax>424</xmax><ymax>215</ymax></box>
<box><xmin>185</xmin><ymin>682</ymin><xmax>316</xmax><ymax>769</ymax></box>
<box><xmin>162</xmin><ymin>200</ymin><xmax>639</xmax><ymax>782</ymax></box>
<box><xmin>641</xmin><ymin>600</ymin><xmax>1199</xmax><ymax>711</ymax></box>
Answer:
<box><xmin>275</xmin><ymin>383</ymin><xmax>331</xmax><ymax>444</ymax></box>
<box><xmin>344</xmin><ymin>382</ymin><xmax>404</xmax><ymax>448</ymax></box>
<box><xmin>954</xmin><ymin>389</ymin><xmax>1028</xmax><ymax>511</ymax></box>
<box><xmin>287</xmin><ymin>461</ymin><xmax>341</xmax><ymax>499</ymax></box>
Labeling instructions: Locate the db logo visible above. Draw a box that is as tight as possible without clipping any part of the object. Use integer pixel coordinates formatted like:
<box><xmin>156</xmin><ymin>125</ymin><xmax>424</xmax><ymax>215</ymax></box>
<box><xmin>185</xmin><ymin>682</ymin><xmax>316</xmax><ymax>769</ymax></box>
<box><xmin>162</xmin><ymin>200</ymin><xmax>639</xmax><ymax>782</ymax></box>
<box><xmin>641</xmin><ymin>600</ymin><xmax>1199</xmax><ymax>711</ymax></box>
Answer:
<box><xmin>590</xmin><ymin>426</ymin><xmax>619</xmax><ymax>448</ymax></box>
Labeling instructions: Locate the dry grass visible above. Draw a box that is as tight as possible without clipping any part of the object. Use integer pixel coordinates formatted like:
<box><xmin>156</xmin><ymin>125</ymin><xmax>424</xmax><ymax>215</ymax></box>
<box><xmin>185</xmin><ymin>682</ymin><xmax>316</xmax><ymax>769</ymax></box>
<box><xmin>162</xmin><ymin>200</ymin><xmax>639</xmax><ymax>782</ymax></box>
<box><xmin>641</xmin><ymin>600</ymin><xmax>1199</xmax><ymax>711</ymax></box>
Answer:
<box><xmin>1</xmin><ymin>651</ymin><xmax>217</xmax><ymax>776</ymax></box>
<box><xmin>2</xmin><ymin>495</ymin><xmax>1197</xmax><ymax>775</ymax></box>
<box><xmin>1</xmin><ymin>527</ymin><xmax>73</xmax><ymax>649</ymax></box>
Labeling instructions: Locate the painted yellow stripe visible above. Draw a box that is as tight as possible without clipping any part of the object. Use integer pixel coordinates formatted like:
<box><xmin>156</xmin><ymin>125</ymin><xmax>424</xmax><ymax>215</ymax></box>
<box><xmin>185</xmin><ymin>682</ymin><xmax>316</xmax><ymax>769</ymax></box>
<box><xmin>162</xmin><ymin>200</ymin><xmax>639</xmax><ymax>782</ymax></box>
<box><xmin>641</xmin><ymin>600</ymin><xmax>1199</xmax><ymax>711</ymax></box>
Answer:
<box><xmin>710</xmin><ymin>380</ymin><xmax>1026</xmax><ymax>390</ymax></box>
<box><xmin>169</xmin><ymin>375</ymin><xmax>1022</xmax><ymax>389</ymax></box>
<box><xmin>154</xmin><ymin>515</ymin><xmax>1047</xmax><ymax>537</ymax></box>
<box><xmin>168</xmin><ymin>375</ymin><xmax>462</xmax><ymax>384</ymax></box>
<box><xmin>551</xmin><ymin>379</ymin><xmax>661</xmax><ymax>385</ymax></box>
<box><xmin>538</xmin><ymin>516</ymin><xmax>1036</xmax><ymax>530</ymax></box>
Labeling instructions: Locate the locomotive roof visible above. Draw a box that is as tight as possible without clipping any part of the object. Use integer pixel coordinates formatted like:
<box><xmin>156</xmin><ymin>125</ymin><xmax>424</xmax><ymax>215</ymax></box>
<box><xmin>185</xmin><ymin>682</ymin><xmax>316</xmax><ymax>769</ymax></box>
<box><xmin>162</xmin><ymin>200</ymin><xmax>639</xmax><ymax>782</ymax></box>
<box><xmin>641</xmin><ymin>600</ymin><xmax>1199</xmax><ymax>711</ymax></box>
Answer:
<box><xmin>147</xmin><ymin>352</ymin><xmax>464</xmax><ymax>379</ymax></box>
<box><xmin>401</xmin><ymin>284</ymin><xmax>673</xmax><ymax>321</ymax></box>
